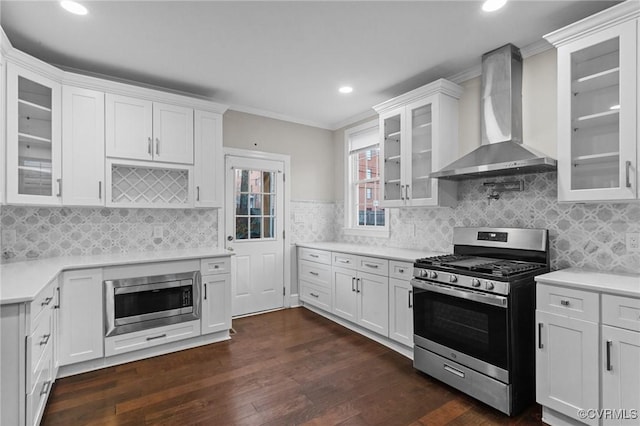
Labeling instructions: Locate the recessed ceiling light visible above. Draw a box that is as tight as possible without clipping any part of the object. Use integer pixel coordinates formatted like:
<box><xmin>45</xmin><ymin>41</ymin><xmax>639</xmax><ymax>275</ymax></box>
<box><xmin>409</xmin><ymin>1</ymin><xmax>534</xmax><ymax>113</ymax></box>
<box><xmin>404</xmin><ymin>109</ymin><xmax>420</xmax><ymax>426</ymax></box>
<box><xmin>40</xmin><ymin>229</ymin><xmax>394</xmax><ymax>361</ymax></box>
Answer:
<box><xmin>60</xmin><ymin>1</ymin><xmax>88</xmax><ymax>16</ymax></box>
<box><xmin>339</xmin><ymin>86</ymin><xmax>353</xmax><ymax>94</ymax></box>
<box><xmin>482</xmin><ymin>0</ymin><xmax>507</xmax><ymax>12</ymax></box>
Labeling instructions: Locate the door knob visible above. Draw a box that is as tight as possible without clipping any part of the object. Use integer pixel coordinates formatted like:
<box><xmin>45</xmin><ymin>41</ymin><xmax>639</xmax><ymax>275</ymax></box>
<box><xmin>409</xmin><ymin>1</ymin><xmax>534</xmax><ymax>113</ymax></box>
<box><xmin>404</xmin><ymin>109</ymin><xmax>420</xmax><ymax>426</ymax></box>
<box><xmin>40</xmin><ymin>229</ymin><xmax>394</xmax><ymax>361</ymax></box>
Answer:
<box><xmin>227</xmin><ymin>235</ymin><xmax>234</xmax><ymax>241</ymax></box>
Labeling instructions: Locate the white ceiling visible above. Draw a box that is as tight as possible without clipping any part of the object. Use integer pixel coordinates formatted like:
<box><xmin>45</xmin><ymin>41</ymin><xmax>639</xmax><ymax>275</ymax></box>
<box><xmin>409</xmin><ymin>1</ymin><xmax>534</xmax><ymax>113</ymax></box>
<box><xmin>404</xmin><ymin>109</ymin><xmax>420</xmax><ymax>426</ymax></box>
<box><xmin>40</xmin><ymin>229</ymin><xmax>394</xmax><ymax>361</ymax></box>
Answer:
<box><xmin>0</xmin><ymin>1</ymin><xmax>620</xmax><ymax>129</ymax></box>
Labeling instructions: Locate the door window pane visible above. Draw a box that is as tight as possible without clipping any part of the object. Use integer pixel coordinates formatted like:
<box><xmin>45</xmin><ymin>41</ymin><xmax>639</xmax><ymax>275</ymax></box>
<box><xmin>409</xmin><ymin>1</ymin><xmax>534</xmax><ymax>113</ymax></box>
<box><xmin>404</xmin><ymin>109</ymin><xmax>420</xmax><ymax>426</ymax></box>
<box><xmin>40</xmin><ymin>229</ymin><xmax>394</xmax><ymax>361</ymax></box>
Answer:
<box><xmin>234</xmin><ymin>168</ymin><xmax>277</xmax><ymax>240</ymax></box>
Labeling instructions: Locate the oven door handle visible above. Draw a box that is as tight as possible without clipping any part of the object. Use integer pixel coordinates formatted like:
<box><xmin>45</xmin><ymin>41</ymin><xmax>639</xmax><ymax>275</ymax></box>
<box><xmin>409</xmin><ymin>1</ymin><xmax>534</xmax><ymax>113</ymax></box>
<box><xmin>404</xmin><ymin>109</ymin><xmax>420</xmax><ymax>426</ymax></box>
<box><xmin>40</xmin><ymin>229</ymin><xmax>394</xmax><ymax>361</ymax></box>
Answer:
<box><xmin>410</xmin><ymin>279</ymin><xmax>508</xmax><ymax>308</ymax></box>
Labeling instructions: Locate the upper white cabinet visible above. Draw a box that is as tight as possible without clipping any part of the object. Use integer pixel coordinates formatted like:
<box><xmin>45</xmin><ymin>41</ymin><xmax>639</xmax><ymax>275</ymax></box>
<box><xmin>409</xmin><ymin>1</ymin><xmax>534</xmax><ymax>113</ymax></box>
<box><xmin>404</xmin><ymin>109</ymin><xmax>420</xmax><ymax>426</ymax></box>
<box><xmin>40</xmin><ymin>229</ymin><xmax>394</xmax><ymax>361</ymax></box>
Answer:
<box><xmin>106</xmin><ymin>94</ymin><xmax>194</xmax><ymax>165</ymax></box>
<box><xmin>62</xmin><ymin>86</ymin><xmax>105</xmax><ymax>206</ymax></box>
<box><xmin>6</xmin><ymin>62</ymin><xmax>62</xmax><ymax>205</ymax></box>
<box><xmin>194</xmin><ymin>110</ymin><xmax>224</xmax><ymax>207</ymax></box>
<box><xmin>374</xmin><ymin>79</ymin><xmax>461</xmax><ymax>207</ymax></box>
<box><xmin>545</xmin><ymin>2</ymin><xmax>639</xmax><ymax>202</ymax></box>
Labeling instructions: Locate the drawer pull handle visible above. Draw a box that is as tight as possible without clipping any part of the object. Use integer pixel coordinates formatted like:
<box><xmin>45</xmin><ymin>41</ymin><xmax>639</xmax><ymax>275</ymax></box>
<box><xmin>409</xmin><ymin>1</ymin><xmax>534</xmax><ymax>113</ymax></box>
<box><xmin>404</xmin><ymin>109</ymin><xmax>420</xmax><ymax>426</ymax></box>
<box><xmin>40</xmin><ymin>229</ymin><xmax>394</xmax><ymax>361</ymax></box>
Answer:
<box><xmin>40</xmin><ymin>334</ymin><xmax>51</xmax><ymax>346</ymax></box>
<box><xmin>364</xmin><ymin>263</ymin><xmax>379</xmax><ymax>269</ymax></box>
<box><xmin>337</xmin><ymin>259</ymin><xmax>350</xmax><ymax>263</ymax></box>
<box><xmin>538</xmin><ymin>323</ymin><xmax>544</xmax><ymax>349</ymax></box>
<box><xmin>606</xmin><ymin>340</ymin><xmax>612</xmax><ymax>371</ymax></box>
<box><xmin>309</xmin><ymin>254</ymin><xmax>319</xmax><ymax>258</ymax></box>
<box><xmin>41</xmin><ymin>297</ymin><xmax>53</xmax><ymax>306</ymax></box>
<box><xmin>146</xmin><ymin>334</ymin><xmax>167</xmax><ymax>341</ymax></box>
<box><xmin>310</xmin><ymin>292</ymin><xmax>319</xmax><ymax>298</ymax></box>
<box><xmin>560</xmin><ymin>300</ymin><xmax>570</xmax><ymax>306</ymax></box>
<box><xmin>214</xmin><ymin>265</ymin><xmax>219</xmax><ymax>269</ymax></box>
<box><xmin>443</xmin><ymin>364</ymin><xmax>465</xmax><ymax>378</ymax></box>
<box><xmin>309</xmin><ymin>271</ymin><xmax>319</xmax><ymax>276</ymax></box>
<box><xmin>40</xmin><ymin>381</ymin><xmax>51</xmax><ymax>396</ymax></box>
<box><xmin>398</xmin><ymin>268</ymin><xmax>404</xmax><ymax>273</ymax></box>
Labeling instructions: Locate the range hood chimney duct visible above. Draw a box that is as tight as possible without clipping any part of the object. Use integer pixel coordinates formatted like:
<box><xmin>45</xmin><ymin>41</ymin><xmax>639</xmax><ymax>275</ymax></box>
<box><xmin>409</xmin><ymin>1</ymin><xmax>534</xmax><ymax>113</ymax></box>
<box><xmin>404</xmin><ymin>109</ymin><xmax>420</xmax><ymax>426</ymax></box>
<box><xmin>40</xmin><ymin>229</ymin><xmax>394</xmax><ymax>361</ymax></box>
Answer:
<box><xmin>430</xmin><ymin>44</ymin><xmax>557</xmax><ymax>181</ymax></box>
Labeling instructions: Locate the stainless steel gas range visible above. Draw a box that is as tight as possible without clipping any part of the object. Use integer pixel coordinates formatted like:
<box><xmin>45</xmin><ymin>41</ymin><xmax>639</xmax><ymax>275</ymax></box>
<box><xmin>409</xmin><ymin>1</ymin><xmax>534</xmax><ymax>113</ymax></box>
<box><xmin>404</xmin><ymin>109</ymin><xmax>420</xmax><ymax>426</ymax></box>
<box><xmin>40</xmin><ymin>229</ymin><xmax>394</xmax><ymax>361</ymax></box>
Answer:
<box><xmin>411</xmin><ymin>227</ymin><xmax>549</xmax><ymax>416</ymax></box>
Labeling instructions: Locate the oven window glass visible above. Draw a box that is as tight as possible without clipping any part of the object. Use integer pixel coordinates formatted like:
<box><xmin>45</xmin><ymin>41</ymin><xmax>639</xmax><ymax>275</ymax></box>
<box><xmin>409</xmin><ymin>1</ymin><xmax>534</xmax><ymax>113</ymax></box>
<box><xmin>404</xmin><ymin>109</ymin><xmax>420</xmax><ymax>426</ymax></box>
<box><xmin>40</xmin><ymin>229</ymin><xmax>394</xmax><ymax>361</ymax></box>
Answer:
<box><xmin>413</xmin><ymin>287</ymin><xmax>509</xmax><ymax>370</ymax></box>
<box><xmin>114</xmin><ymin>285</ymin><xmax>192</xmax><ymax>320</ymax></box>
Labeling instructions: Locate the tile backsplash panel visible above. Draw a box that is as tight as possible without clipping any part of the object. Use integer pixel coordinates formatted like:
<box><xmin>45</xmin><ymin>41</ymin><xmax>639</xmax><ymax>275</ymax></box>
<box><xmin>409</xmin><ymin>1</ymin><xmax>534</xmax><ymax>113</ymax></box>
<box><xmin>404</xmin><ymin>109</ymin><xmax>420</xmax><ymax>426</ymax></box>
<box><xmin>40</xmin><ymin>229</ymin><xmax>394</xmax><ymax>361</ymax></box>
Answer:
<box><xmin>1</xmin><ymin>207</ymin><xmax>218</xmax><ymax>262</ymax></box>
<box><xmin>336</xmin><ymin>173</ymin><xmax>640</xmax><ymax>274</ymax></box>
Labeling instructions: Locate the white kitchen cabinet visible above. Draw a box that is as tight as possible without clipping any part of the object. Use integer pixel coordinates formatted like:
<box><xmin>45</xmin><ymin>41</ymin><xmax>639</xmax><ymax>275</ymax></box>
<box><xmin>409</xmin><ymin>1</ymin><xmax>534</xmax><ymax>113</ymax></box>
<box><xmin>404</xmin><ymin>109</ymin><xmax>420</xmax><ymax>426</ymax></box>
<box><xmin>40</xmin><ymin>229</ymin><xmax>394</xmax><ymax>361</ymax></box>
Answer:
<box><xmin>536</xmin><ymin>310</ymin><xmax>600</xmax><ymax>426</ymax></box>
<box><xmin>6</xmin><ymin>62</ymin><xmax>62</xmax><ymax>205</ymax></box>
<box><xmin>62</xmin><ymin>86</ymin><xmax>105</xmax><ymax>206</ymax></box>
<box><xmin>389</xmin><ymin>277</ymin><xmax>413</xmax><ymax>347</ymax></box>
<box><xmin>332</xmin><ymin>266</ymin><xmax>358</xmax><ymax>322</ymax></box>
<box><xmin>544</xmin><ymin>2</ymin><xmax>639</xmax><ymax>202</ymax></box>
<box><xmin>59</xmin><ymin>268</ymin><xmax>104</xmax><ymax>366</ymax></box>
<box><xmin>374</xmin><ymin>79</ymin><xmax>461</xmax><ymax>207</ymax></box>
<box><xmin>194</xmin><ymin>110</ymin><xmax>223</xmax><ymax>207</ymax></box>
<box><xmin>106</xmin><ymin>94</ymin><xmax>194</xmax><ymax>164</ymax></box>
<box><xmin>201</xmin><ymin>274</ymin><xmax>231</xmax><ymax>335</ymax></box>
<box><xmin>357</xmin><ymin>271</ymin><xmax>389</xmax><ymax>336</ymax></box>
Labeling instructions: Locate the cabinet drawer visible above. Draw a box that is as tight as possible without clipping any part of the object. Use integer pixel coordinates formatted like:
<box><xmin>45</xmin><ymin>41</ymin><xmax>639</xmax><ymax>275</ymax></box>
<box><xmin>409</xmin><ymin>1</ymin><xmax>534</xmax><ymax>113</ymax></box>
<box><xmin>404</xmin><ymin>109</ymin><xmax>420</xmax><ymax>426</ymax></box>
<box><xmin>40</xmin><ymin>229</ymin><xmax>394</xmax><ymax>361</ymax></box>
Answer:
<box><xmin>104</xmin><ymin>320</ymin><xmax>200</xmax><ymax>357</ymax></box>
<box><xmin>300</xmin><ymin>281</ymin><xmax>331</xmax><ymax>312</ymax></box>
<box><xmin>603</xmin><ymin>294</ymin><xmax>640</xmax><ymax>332</ymax></box>
<box><xmin>332</xmin><ymin>252</ymin><xmax>357</xmax><ymax>268</ymax></box>
<box><xmin>26</xmin><ymin>306</ymin><xmax>53</xmax><ymax>392</ymax></box>
<box><xmin>298</xmin><ymin>260</ymin><xmax>331</xmax><ymax>289</ymax></box>
<box><xmin>357</xmin><ymin>256</ymin><xmax>389</xmax><ymax>276</ymax></box>
<box><xmin>298</xmin><ymin>247</ymin><xmax>331</xmax><ymax>265</ymax></box>
<box><xmin>29</xmin><ymin>281</ymin><xmax>56</xmax><ymax>332</ymax></box>
<box><xmin>537</xmin><ymin>284</ymin><xmax>599</xmax><ymax>322</ymax></box>
<box><xmin>201</xmin><ymin>257</ymin><xmax>231</xmax><ymax>275</ymax></box>
<box><xmin>26</xmin><ymin>344</ymin><xmax>52</xmax><ymax>426</ymax></box>
<box><xmin>389</xmin><ymin>261</ymin><xmax>413</xmax><ymax>280</ymax></box>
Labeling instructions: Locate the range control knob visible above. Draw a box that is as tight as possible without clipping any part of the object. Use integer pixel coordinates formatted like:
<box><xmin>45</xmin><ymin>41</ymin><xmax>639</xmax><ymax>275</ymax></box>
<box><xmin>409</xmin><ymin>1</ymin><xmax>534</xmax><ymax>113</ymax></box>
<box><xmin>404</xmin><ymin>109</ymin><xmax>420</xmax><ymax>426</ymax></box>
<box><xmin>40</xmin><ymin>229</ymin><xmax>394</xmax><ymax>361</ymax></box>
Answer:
<box><xmin>419</xmin><ymin>269</ymin><xmax>428</xmax><ymax>278</ymax></box>
<box><xmin>449</xmin><ymin>275</ymin><xmax>457</xmax><ymax>283</ymax></box>
<box><xmin>429</xmin><ymin>271</ymin><xmax>438</xmax><ymax>279</ymax></box>
<box><xmin>485</xmin><ymin>281</ymin><xmax>495</xmax><ymax>291</ymax></box>
<box><xmin>471</xmin><ymin>278</ymin><xmax>481</xmax><ymax>288</ymax></box>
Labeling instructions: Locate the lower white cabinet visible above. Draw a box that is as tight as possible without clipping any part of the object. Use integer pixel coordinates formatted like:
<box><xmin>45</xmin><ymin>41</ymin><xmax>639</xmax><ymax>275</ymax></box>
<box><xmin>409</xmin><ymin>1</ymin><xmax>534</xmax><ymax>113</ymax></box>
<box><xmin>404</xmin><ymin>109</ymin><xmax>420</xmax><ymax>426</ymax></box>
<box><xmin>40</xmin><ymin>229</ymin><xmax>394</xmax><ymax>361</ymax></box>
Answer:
<box><xmin>332</xmin><ymin>266</ymin><xmax>358</xmax><ymax>322</ymax></box>
<box><xmin>389</xmin><ymin>277</ymin><xmax>413</xmax><ymax>347</ymax></box>
<box><xmin>59</xmin><ymin>268</ymin><xmax>104</xmax><ymax>366</ymax></box>
<box><xmin>105</xmin><ymin>320</ymin><xmax>200</xmax><ymax>356</ymax></box>
<box><xmin>536</xmin><ymin>310</ymin><xmax>600</xmax><ymax>426</ymax></box>
<box><xmin>201</xmin><ymin>274</ymin><xmax>231</xmax><ymax>335</ymax></box>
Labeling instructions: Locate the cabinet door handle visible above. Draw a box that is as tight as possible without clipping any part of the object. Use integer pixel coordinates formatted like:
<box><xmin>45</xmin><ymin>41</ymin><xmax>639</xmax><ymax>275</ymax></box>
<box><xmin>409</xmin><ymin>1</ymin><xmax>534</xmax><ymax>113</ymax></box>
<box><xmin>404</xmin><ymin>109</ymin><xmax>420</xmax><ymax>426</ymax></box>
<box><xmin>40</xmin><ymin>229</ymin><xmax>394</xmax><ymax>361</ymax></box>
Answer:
<box><xmin>356</xmin><ymin>278</ymin><xmax>361</xmax><ymax>293</ymax></box>
<box><xmin>98</xmin><ymin>181</ymin><xmax>102</xmax><ymax>200</ymax></box>
<box><xmin>196</xmin><ymin>186</ymin><xmax>200</xmax><ymax>201</ymax></box>
<box><xmin>351</xmin><ymin>277</ymin><xmax>356</xmax><ymax>292</ymax></box>
<box><xmin>406</xmin><ymin>184</ymin><xmax>411</xmax><ymax>200</ymax></box>
<box><xmin>626</xmin><ymin>161</ymin><xmax>632</xmax><ymax>188</ymax></box>
<box><xmin>408</xmin><ymin>289</ymin><xmax>413</xmax><ymax>308</ymax></box>
<box><xmin>56</xmin><ymin>178</ymin><xmax>62</xmax><ymax>197</ymax></box>
<box><xmin>156</xmin><ymin>138</ymin><xmax>160</xmax><ymax>155</ymax></box>
<box><xmin>54</xmin><ymin>287</ymin><xmax>60</xmax><ymax>309</ymax></box>
<box><xmin>400</xmin><ymin>184</ymin><xmax>405</xmax><ymax>200</ymax></box>
<box><xmin>538</xmin><ymin>323</ymin><xmax>544</xmax><ymax>349</ymax></box>
<box><xmin>146</xmin><ymin>334</ymin><xmax>167</xmax><ymax>341</ymax></box>
<box><xmin>40</xmin><ymin>381</ymin><xmax>51</xmax><ymax>396</ymax></box>
<box><xmin>606</xmin><ymin>340</ymin><xmax>612</xmax><ymax>371</ymax></box>
<box><xmin>148</xmin><ymin>137</ymin><xmax>152</xmax><ymax>154</ymax></box>
<box><xmin>204</xmin><ymin>283</ymin><xmax>207</xmax><ymax>300</ymax></box>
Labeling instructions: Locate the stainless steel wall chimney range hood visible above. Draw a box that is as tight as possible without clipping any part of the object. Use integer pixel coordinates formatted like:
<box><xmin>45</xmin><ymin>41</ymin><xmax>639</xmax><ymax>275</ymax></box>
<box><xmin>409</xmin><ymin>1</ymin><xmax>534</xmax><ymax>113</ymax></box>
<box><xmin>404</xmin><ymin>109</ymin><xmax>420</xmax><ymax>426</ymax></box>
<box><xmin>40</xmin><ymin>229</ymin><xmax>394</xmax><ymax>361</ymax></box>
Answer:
<box><xmin>430</xmin><ymin>44</ymin><xmax>557</xmax><ymax>181</ymax></box>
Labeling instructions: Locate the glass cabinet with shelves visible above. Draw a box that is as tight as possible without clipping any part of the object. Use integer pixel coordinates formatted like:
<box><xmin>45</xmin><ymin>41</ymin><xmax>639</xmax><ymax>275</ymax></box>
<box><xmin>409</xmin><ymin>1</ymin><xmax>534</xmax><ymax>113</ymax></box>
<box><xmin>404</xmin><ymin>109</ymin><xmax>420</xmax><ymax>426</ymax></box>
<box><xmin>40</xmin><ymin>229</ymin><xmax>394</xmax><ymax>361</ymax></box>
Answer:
<box><xmin>546</xmin><ymin>4</ymin><xmax>638</xmax><ymax>202</ymax></box>
<box><xmin>375</xmin><ymin>79</ymin><xmax>461</xmax><ymax>208</ymax></box>
<box><xmin>6</xmin><ymin>63</ymin><xmax>62</xmax><ymax>205</ymax></box>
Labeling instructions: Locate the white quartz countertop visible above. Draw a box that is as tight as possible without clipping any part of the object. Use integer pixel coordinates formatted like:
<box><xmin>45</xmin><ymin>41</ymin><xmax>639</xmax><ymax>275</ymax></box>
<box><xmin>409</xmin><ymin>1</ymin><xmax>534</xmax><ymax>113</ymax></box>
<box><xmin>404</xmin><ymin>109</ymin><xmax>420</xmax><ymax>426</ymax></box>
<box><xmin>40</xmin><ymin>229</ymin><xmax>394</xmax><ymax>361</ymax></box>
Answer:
<box><xmin>0</xmin><ymin>248</ymin><xmax>232</xmax><ymax>305</ymax></box>
<box><xmin>535</xmin><ymin>268</ymin><xmax>640</xmax><ymax>298</ymax></box>
<box><xmin>296</xmin><ymin>241</ymin><xmax>445</xmax><ymax>263</ymax></box>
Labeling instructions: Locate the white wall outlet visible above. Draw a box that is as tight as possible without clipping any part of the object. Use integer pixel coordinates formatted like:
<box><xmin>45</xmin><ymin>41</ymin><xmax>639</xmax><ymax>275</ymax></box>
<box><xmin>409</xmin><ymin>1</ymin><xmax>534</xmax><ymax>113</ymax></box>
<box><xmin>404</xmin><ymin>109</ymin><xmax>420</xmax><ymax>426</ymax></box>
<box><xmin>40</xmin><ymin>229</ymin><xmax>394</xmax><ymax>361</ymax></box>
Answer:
<box><xmin>626</xmin><ymin>232</ymin><xmax>640</xmax><ymax>252</ymax></box>
<box><xmin>1</xmin><ymin>229</ymin><xmax>16</xmax><ymax>245</ymax></box>
<box><xmin>153</xmin><ymin>226</ymin><xmax>164</xmax><ymax>239</ymax></box>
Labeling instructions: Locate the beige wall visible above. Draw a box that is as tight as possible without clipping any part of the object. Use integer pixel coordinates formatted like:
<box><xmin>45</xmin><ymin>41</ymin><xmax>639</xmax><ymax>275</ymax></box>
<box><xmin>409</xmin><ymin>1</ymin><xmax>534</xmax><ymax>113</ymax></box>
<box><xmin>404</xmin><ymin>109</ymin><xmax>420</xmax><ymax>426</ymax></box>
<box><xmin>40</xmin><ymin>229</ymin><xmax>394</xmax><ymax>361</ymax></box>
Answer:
<box><xmin>457</xmin><ymin>48</ymin><xmax>558</xmax><ymax>157</ymax></box>
<box><xmin>223</xmin><ymin>110</ymin><xmax>335</xmax><ymax>201</ymax></box>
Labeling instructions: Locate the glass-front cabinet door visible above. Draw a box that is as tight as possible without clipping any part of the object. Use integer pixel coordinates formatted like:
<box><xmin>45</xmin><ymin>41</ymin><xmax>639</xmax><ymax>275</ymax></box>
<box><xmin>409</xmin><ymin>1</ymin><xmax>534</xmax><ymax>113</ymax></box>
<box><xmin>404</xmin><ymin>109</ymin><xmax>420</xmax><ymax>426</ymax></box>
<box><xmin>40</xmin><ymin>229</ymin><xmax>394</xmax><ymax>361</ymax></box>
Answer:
<box><xmin>406</xmin><ymin>98</ymin><xmax>436</xmax><ymax>206</ymax></box>
<box><xmin>380</xmin><ymin>109</ymin><xmax>404</xmax><ymax>207</ymax></box>
<box><xmin>557</xmin><ymin>20</ymin><xmax>637</xmax><ymax>201</ymax></box>
<box><xmin>6</xmin><ymin>63</ymin><xmax>62</xmax><ymax>205</ymax></box>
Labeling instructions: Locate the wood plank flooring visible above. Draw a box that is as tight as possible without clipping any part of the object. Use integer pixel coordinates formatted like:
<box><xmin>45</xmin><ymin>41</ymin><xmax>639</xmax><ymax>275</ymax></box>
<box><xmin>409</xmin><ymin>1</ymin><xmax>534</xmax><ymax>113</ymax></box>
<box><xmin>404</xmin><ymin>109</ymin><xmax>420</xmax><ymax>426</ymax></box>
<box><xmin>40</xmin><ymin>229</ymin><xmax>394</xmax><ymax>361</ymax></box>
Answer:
<box><xmin>42</xmin><ymin>308</ymin><xmax>543</xmax><ymax>425</ymax></box>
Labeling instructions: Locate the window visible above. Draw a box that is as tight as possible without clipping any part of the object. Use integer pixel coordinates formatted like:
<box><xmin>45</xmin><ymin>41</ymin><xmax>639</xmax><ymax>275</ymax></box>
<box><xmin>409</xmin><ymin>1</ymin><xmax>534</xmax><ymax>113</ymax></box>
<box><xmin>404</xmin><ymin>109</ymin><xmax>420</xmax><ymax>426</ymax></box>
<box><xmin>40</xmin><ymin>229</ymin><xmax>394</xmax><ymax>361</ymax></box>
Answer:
<box><xmin>344</xmin><ymin>120</ymin><xmax>389</xmax><ymax>237</ymax></box>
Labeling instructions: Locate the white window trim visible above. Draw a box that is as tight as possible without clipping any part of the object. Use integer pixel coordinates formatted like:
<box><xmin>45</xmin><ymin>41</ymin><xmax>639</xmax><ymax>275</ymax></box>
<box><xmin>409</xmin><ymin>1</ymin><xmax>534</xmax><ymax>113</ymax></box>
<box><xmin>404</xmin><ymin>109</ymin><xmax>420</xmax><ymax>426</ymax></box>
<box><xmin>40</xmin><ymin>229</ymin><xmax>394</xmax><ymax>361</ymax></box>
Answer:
<box><xmin>343</xmin><ymin>119</ymin><xmax>389</xmax><ymax>238</ymax></box>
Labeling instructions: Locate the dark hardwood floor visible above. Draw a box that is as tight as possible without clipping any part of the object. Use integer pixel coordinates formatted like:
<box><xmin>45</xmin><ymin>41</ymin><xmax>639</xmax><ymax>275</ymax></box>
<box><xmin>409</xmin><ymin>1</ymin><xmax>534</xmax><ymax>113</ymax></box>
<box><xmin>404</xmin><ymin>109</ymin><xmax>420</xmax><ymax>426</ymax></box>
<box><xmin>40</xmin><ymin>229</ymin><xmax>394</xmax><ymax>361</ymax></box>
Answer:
<box><xmin>42</xmin><ymin>308</ymin><xmax>543</xmax><ymax>425</ymax></box>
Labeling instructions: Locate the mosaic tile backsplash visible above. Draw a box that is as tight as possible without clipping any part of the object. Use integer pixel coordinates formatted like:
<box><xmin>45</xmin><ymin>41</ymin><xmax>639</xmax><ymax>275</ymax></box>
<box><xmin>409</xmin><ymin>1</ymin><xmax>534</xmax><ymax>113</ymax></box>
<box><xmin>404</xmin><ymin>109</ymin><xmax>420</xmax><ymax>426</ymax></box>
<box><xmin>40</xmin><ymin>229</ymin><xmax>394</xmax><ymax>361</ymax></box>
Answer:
<box><xmin>1</xmin><ymin>207</ymin><xmax>218</xmax><ymax>262</ymax></box>
<box><xmin>336</xmin><ymin>173</ymin><xmax>640</xmax><ymax>274</ymax></box>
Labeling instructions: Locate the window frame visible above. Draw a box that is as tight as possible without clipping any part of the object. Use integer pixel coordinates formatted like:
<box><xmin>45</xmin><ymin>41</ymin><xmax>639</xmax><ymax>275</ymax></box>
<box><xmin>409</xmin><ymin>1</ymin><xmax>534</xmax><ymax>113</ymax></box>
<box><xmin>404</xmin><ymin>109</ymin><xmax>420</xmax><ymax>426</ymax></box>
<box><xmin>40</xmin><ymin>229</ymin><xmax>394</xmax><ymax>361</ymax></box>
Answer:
<box><xmin>343</xmin><ymin>119</ymin><xmax>389</xmax><ymax>238</ymax></box>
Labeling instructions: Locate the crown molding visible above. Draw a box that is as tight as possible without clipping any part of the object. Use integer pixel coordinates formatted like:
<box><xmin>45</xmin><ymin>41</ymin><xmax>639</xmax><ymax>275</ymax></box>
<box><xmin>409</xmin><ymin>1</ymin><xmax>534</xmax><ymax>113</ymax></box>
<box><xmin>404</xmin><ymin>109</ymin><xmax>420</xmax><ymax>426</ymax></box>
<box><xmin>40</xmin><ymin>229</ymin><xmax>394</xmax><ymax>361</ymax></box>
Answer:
<box><xmin>227</xmin><ymin>104</ymin><xmax>333</xmax><ymax>130</ymax></box>
<box><xmin>373</xmin><ymin>78</ymin><xmax>464</xmax><ymax>114</ymax></box>
<box><xmin>330</xmin><ymin>109</ymin><xmax>377</xmax><ymax>132</ymax></box>
<box><xmin>544</xmin><ymin>0</ymin><xmax>640</xmax><ymax>46</ymax></box>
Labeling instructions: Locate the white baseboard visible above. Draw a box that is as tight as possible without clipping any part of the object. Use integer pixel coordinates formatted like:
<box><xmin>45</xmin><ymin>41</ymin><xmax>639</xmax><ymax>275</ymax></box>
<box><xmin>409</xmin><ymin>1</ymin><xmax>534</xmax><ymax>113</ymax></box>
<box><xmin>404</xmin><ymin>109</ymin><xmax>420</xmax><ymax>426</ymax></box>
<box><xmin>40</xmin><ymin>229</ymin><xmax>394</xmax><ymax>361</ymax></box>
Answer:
<box><xmin>289</xmin><ymin>293</ymin><xmax>300</xmax><ymax>307</ymax></box>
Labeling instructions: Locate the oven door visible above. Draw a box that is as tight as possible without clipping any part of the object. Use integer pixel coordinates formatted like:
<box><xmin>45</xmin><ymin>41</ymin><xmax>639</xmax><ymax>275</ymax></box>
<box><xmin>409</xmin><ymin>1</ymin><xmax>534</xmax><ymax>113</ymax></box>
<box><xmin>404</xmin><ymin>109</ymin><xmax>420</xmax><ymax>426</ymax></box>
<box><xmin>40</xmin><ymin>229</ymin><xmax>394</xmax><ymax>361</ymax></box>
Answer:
<box><xmin>411</xmin><ymin>278</ymin><xmax>510</xmax><ymax>382</ymax></box>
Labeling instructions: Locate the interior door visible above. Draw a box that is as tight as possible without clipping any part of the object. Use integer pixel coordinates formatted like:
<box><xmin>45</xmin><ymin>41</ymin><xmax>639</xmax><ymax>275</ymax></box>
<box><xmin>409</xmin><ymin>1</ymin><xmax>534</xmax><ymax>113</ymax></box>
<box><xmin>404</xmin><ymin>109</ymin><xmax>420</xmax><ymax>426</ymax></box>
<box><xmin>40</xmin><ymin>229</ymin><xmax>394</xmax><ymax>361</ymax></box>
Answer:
<box><xmin>225</xmin><ymin>155</ymin><xmax>284</xmax><ymax>316</ymax></box>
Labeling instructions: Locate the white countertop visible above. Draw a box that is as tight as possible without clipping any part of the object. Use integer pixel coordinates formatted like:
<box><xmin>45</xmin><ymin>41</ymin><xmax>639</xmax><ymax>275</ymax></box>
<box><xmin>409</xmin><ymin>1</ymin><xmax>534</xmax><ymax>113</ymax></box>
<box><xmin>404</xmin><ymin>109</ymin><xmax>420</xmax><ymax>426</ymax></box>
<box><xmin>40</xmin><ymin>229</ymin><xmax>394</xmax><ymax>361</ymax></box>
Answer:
<box><xmin>536</xmin><ymin>268</ymin><xmax>640</xmax><ymax>298</ymax></box>
<box><xmin>296</xmin><ymin>241</ymin><xmax>444</xmax><ymax>263</ymax></box>
<box><xmin>0</xmin><ymin>248</ymin><xmax>231</xmax><ymax>305</ymax></box>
